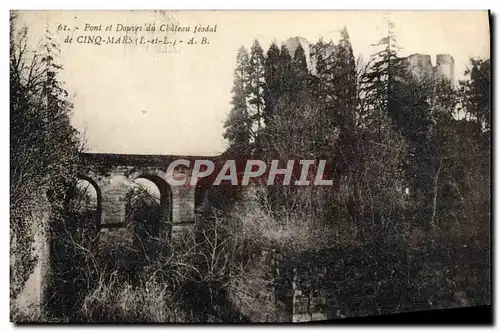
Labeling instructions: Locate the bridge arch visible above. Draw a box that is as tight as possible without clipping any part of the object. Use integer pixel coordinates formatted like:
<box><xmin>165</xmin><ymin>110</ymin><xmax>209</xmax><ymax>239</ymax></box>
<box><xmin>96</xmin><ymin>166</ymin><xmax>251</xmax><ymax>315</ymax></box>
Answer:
<box><xmin>129</xmin><ymin>173</ymin><xmax>173</xmax><ymax>224</ymax></box>
<box><xmin>65</xmin><ymin>173</ymin><xmax>103</xmax><ymax>229</ymax></box>
<box><xmin>127</xmin><ymin>174</ymin><xmax>173</xmax><ymax>258</ymax></box>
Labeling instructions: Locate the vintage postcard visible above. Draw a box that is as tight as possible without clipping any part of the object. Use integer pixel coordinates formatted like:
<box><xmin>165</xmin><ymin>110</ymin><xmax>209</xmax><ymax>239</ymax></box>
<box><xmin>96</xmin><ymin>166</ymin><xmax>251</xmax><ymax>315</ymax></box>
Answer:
<box><xmin>10</xmin><ymin>10</ymin><xmax>491</xmax><ymax>323</ymax></box>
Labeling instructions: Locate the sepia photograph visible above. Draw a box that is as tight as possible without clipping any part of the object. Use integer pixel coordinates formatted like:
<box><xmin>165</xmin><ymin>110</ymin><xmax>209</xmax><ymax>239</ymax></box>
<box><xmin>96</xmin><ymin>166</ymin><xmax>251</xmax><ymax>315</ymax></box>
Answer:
<box><xmin>9</xmin><ymin>10</ymin><xmax>491</xmax><ymax>323</ymax></box>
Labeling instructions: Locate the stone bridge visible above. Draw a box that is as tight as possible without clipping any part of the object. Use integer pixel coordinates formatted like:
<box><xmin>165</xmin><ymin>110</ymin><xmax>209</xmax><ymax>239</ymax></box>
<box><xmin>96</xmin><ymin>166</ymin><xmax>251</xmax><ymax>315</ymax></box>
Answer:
<box><xmin>77</xmin><ymin>152</ymin><xmax>223</xmax><ymax>237</ymax></box>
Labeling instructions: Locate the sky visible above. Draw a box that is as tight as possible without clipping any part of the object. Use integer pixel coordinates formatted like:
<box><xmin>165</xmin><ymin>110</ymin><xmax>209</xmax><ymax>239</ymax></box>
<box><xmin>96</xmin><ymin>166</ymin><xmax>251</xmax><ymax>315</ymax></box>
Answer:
<box><xmin>14</xmin><ymin>10</ymin><xmax>490</xmax><ymax>156</ymax></box>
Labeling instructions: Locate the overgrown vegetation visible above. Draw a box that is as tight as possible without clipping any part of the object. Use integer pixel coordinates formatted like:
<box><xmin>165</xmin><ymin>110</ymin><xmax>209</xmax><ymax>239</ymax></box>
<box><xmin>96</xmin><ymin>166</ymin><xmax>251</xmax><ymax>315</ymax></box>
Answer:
<box><xmin>221</xmin><ymin>20</ymin><xmax>490</xmax><ymax>318</ymax></box>
<box><xmin>10</xmin><ymin>11</ymin><xmax>81</xmax><ymax>320</ymax></box>
<box><xmin>11</xmin><ymin>13</ymin><xmax>490</xmax><ymax>323</ymax></box>
<box><xmin>223</xmin><ymin>22</ymin><xmax>490</xmax><ymax>247</ymax></box>
<box><xmin>48</xmin><ymin>182</ymin><xmax>260</xmax><ymax>322</ymax></box>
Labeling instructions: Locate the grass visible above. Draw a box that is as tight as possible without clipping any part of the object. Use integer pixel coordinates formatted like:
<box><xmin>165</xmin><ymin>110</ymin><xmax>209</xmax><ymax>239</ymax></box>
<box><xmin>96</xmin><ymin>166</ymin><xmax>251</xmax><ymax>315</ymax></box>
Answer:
<box><xmin>79</xmin><ymin>277</ymin><xmax>189</xmax><ymax>323</ymax></box>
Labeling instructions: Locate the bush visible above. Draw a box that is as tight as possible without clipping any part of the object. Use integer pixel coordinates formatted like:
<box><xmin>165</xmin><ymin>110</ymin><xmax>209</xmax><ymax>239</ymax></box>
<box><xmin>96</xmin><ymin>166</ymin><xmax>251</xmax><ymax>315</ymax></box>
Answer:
<box><xmin>79</xmin><ymin>277</ymin><xmax>189</xmax><ymax>323</ymax></box>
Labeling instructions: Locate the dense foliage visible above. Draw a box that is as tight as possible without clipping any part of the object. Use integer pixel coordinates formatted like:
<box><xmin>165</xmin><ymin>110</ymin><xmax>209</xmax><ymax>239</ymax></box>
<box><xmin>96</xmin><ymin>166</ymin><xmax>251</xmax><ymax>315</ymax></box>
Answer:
<box><xmin>222</xmin><ymin>24</ymin><xmax>490</xmax><ymax>247</ymax></box>
<box><xmin>10</xmin><ymin>13</ymin><xmax>81</xmax><ymax>306</ymax></box>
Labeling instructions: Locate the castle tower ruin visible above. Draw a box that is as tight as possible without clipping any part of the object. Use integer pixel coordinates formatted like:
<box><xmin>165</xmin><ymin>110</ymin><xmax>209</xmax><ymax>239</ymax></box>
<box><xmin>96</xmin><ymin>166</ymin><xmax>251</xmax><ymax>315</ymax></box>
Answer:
<box><xmin>402</xmin><ymin>54</ymin><xmax>434</xmax><ymax>82</ymax></box>
<box><xmin>402</xmin><ymin>53</ymin><xmax>455</xmax><ymax>87</ymax></box>
<box><xmin>434</xmin><ymin>54</ymin><xmax>455</xmax><ymax>87</ymax></box>
<box><xmin>282</xmin><ymin>36</ymin><xmax>456</xmax><ymax>88</ymax></box>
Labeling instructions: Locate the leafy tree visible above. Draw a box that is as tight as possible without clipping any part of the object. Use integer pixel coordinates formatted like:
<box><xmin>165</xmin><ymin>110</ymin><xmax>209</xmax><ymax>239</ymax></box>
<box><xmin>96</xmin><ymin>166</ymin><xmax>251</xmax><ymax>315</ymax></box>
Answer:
<box><xmin>428</xmin><ymin>59</ymin><xmax>491</xmax><ymax>240</ymax></box>
<box><xmin>424</xmin><ymin>80</ymin><xmax>460</xmax><ymax>228</ymax></box>
<box><xmin>459</xmin><ymin>58</ymin><xmax>491</xmax><ymax>131</ymax></box>
<box><xmin>458</xmin><ymin>59</ymin><xmax>490</xmax><ymax>237</ymax></box>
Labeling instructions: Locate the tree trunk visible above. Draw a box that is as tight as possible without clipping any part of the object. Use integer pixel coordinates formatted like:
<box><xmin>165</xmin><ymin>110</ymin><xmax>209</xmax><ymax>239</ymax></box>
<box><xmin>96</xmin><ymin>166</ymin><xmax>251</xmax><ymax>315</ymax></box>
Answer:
<box><xmin>430</xmin><ymin>159</ymin><xmax>442</xmax><ymax>229</ymax></box>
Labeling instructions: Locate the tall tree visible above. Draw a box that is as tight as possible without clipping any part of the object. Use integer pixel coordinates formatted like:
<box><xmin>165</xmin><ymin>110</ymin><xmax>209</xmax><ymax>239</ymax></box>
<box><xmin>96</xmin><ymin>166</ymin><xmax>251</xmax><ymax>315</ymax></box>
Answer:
<box><xmin>223</xmin><ymin>46</ymin><xmax>252</xmax><ymax>155</ymax></box>
<box><xmin>310</xmin><ymin>29</ymin><xmax>358</xmax><ymax>168</ymax></box>
<box><xmin>308</xmin><ymin>38</ymin><xmax>339</xmax><ymax>160</ymax></box>
<box><xmin>246</xmin><ymin>40</ymin><xmax>266</xmax><ymax>154</ymax></box>
<box><xmin>326</xmin><ymin>28</ymin><xmax>361</xmax><ymax>203</ymax></box>
<box><xmin>290</xmin><ymin>44</ymin><xmax>309</xmax><ymax>97</ymax></box>
<box><xmin>346</xmin><ymin>21</ymin><xmax>410</xmax><ymax>235</ymax></box>
<box><xmin>360</xmin><ymin>18</ymin><xmax>407</xmax><ymax>137</ymax></box>
<box><xmin>311</xmin><ymin>38</ymin><xmax>335</xmax><ymax>107</ymax></box>
<box><xmin>277</xmin><ymin>45</ymin><xmax>293</xmax><ymax>110</ymax></box>
<box><xmin>333</xmin><ymin>27</ymin><xmax>357</xmax><ymax>130</ymax></box>
<box><xmin>263</xmin><ymin>41</ymin><xmax>281</xmax><ymax>125</ymax></box>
